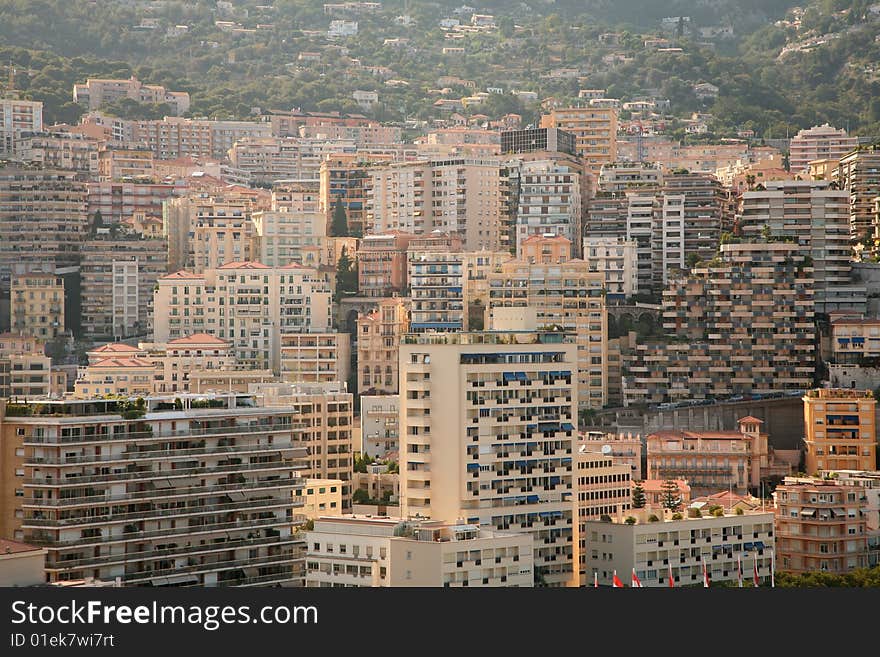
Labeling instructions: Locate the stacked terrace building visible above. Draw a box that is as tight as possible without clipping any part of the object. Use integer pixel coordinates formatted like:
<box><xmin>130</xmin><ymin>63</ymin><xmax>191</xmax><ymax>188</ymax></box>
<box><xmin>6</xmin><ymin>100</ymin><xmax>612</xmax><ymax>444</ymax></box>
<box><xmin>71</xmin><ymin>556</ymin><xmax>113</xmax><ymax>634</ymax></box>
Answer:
<box><xmin>623</xmin><ymin>242</ymin><xmax>815</xmax><ymax>406</ymax></box>
<box><xmin>73</xmin><ymin>77</ymin><xmax>190</xmax><ymax>115</ymax></box>
<box><xmin>0</xmin><ymin>95</ymin><xmax>43</xmax><ymax>157</ymax></box>
<box><xmin>399</xmin><ymin>331</ymin><xmax>579</xmax><ymax>587</ymax></box>
<box><xmin>738</xmin><ymin>180</ymin><xmax>858</xmax><ymax>314</ymax></box>
<box><xmin>833</xmin><ymin>146</ymin><xmax>880</xmax><ymax>245</ymax></box>
<box><xmin>0</xmin><ymin>394</ymin><xmax>309</xmax><ymax>586</ymax></box>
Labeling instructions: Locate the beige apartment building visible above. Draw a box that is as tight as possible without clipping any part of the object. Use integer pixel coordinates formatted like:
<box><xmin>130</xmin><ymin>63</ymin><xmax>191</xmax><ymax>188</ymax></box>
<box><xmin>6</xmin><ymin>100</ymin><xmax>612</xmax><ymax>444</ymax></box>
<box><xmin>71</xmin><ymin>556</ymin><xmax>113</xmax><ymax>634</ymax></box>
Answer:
<box><xmin>774</xmin><ymin>476</ymin><xmax>868</xmax><ymax>575</ymax></box>
<box><xmin>0</xmin><ymin>394</ymin><xmax>309</xmax><ymax>585</ymax></box>
<box><xmin>80</xmin><ymin>232</ymin><xmax>168</xmax><ymax>341</ymax></box>
<box><xmin>356</xmin><ymin>232</ymin><xmax>415</xmax><ymax>298</ymax></box>
<box><xmin>19</xmin><ymin>132</ymin><xmax>99</xmax><ymax>176</ymax></box>
<box><xmin>280</xmin><ymin>332</ymin><xmax>351</xmax><ymax>385</ymax></box>
<box><xmin>189</xmin><ymin>369</ymin><xmax>276</xmax><ymax>394</ymax></box>
<box><xmin>803</xmin><ymin>388</ymin><xmax>876</xmax><ymax>474</ymax></box>
<box><xmin>400</xmin><ymin>331</ymin><xmax>579</xmax><ymax>587</ymax></box>
<box><xmin>579</xmin><ymin>430</ymin><xmax>643</xmax><ymax>480</ymax></box>
<box><xmin>582</xmin><ymin>236</ymin><xmax>638</xmax><ymax>300</ymax></box>
<box><xmin>647</xmin><ymin>417</ymin><xmax>793</xmax><ymax>497</ymax></box>
<box><xmin>357</xmin><ymin>298</ymin><xmax>409</xmax><ymax>394</ymax></box>
<box><xmin>298</xmin><ymin>479</ymin><xmax>344</xmax><ymax>519</ymax></box>
<box><xmin>574</xmin><ymin>446</ymin><xmax>632</xmax><ymax>585</ymax></box>
<box><xmin>227</xmin><ymin>137</ymin><xmax>355</xmax><ymax>184</ymax></box>
<box><xmin>73</xmin><ymin>356</ymin><xmax>155</xmax><ymax>398</ymax></box>
<box><xmin>190</xmin><ymin>199</ymin><xmax>257</xmax><ymax>273</ymax></box>
<box><xmin>320</xmin><ymin>153</ymin><xmax>383</xmax><ymax>237</ymax></box>
<box><xmin>0</xmin><ymin>539</ymin><xmax>46</xmax><ymax>587</ymax></box>
<box><xmin>407</xmin><ymin>232</ymin><xmax>466</xmax><ymax>332</ymax></box>
<box><xmin>153</xmin><ymin>262</ymin><xmax>333</xmax><ymax>374</ymax></box>
<box><xmin>359</xmin><ymin>394</ymin><xmax>399</xmax><ymax>458</ymax></box>
<box><xmin>540</xmin><ymin>107</ymin><xmax>617</xmax><ymax>178</ymax></box>
<box><xmin>97</xmin><ymin>146</ymin><xmax>154</xmax><ymax>182</ymax></box>
<box><xmin>520</xmin><ymin>233</ymin><xmax>572</xmax><ymax>265</ymax></box>
<box><xmin>254</xmin><ymin>381</ymin><xmax>354</xmax><ymax>509</ymax></box>
<box><xmin>0</xmin><ymin>169</ymin><xmax>88</xmax><ymax>277</ymax></box>
<box><xmin>789</xmin><ymin>124</ymin><xmax>858</xmax><ymax>174</ymax></box>
<box><xmin>252</xmin><ymin>182</ymin><xmax>326</xmax><ymax>268</ymax></box>
<box><xmin>833</xmin><ymin>146</ymin><xmax>880</xmax><ymax>243</ymax></box>
<box><xmin>585</xmin><ymin>508</ymin><xmax>775</xmax><ymax>587</ymax></box>
<box><xmin>367</xmin><ymin>158</ymin><xmax>508</xmax><ymax>251</ymax></box>
<box><xmin>11</xmin><ymin>273</ymin><xmax>65</xmax><ymax>340</ymax></box>
<box><xmin>0</xmin><ymin>97</ymin><xmax>43</xmax><ymax>156</ymax></box>
<box><xmin>73</xmin><ymin>77</ymin><xmax>190</xmax><ymax>115</ymax></box>
<box><xmin>0</xmin><ymin>333</ymin><xmax>54</xmax><ymax>399</ymax></box>
<box><xmin>305</xmin><ymin>516</ymin><xmax>534</xmax><ymax>587</ymax></box>
<box><xmin>486</xmin><ymin>256</ymin><xmax>608</xmax><ymax>409</ymax></box>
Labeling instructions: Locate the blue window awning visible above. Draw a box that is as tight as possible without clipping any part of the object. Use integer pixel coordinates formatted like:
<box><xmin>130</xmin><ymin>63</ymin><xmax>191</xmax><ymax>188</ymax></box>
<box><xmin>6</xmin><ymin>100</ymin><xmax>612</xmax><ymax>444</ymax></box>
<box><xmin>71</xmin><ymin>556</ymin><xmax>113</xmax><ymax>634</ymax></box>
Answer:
<box><xmin>466</xmin><ymin>463</ymin><xmax>479</xmax><ymax>471</ymax></box>
<box><xmin>561</xmin><ymin>423</ymin><xmax>574</xmax><ymax>431</ymax></box>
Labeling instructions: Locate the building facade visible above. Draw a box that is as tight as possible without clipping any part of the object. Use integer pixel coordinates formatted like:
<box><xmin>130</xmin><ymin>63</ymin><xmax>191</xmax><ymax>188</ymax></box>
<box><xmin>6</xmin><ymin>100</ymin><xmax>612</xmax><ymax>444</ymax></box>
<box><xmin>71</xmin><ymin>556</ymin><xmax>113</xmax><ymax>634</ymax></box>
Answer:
<box><xmin>803</xmin><ymin>388</ymin><xmax>876</xmax><ymax>474</ymax></box>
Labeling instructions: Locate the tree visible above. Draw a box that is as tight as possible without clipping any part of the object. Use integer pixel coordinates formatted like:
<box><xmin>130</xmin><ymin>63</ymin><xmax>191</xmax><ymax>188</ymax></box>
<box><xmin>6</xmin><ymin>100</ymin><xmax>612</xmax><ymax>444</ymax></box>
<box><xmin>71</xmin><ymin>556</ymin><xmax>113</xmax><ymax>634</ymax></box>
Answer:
<box><xmin>91</xmin><ymin>210</ymin><xmax>103</xmax><ymax>235</ymax></box>
<box><xmin>352</xmin><ymin>488</ymin><xmax>370</xmax><ymax>504</ymax></box>
<box><xmin>330</xmin><ymin>201</ymin><xmax>349</xmax><ymax>237</ymax></box>
<box><xmin>661</xmin><ymin>479</ymin><xmax>681</xmax><ymax>512</ymax></box>
<box><xmin>335</xmin><ymin>246</ymin><xmax>358</xmax><ymax>298</ymax></box>
<box><xmin>632</xmin><ymin>481</ymin><xmax>646</xmax><ymax>509</ymax></box>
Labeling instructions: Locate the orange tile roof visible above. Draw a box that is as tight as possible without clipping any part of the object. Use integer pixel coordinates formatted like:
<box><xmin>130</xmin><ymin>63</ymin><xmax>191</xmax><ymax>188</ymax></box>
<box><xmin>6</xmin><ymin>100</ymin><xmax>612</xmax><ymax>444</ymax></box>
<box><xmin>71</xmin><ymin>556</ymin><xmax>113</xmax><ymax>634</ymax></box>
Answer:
<box><xmin>0</xmin><ymin>539</ymin><xmax>43</xmax><ymax>555</ymax></box>
<box><xmin>217</xmin><ymin>261</ymin><xmax>270</xmax><ymax>269</ymax></box>
<box><xmin>161</xmin><ymin>270</ymin><xmax>203</xmax><ymax>280</ymax></box>
<box><xmin>737</xmin><ymin>416</ymin><xmax>764</xmax><ymax>424</ymax></box>
<box><xmin>90</xmin><ymin>357</ymin><xmax>155</xmax><ymax>368</ymax></box>
<box><xmin>649</xmin><ymin>430</ymin><xmax>745</xmax><ymax>440</ymax></box>
<box><xmin>91</xmin><ymin>343</ymin><xmax>141</xmax><ymax>354</ymax></box>
<box><xmin>167</xmin><ymin>333</ymin><xmax>229</xmax><ymax>346</ymax></box>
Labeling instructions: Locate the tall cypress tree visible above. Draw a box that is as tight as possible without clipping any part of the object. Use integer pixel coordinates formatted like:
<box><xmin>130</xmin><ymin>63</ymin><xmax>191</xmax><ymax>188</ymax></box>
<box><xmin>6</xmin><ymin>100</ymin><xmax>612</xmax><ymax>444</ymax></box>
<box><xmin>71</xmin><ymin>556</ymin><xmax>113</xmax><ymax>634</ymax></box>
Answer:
<box><xmin>632</xmin><ymin>481</ymin><xmax>646</xmax><ymax>509</ymax></box>
<box><xmin>331</xmin><ymin>201</ymin><xmax>349</xmax><ymax>237</ymax></box>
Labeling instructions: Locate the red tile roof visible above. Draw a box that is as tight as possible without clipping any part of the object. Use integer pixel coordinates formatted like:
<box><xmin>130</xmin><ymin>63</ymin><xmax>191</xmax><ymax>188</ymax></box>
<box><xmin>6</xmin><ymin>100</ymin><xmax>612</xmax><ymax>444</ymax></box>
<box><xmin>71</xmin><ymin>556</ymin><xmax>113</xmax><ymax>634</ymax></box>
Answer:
<box><xmin>161</xmin><ymin>270</ymin><xmax>203</xmax><ymax>280</ymax></box>
<box><xmin>217</xmin><ymin>261</ymin><xmax>270</xmax><ymax>269</ymax></box>
<box><xmin>167</xmin><ymin>333</ymin><xmax>229</xmax><ymax>346</ymax></box>
<box><xmin>0</xmin><ymin>539</ymin><xmax>43</xmax><ymax>555</ymax></box>
<box><xmin>91</xmin><ymin>343</ymin><xmax>141</xmax><ymax>354</ymax></box>
<box><xmin>737</xmin><ymin>416</ymin><xmax>764</xmax><ymax>424</ymax></box>
<box><xmin>90</xmin><ymin>357</ymin><xmax>155</xmax><ymax>368</ymax></box>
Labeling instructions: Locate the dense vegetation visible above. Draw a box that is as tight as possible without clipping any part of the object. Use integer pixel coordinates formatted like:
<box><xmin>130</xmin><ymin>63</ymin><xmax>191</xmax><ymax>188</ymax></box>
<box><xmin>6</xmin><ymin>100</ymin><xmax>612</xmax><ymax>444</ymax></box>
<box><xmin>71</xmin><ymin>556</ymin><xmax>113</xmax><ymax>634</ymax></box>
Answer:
<box><xmin>0</xmin><ymin>1</ymin><xmax>878</xmax><ymax>139</ymax></box>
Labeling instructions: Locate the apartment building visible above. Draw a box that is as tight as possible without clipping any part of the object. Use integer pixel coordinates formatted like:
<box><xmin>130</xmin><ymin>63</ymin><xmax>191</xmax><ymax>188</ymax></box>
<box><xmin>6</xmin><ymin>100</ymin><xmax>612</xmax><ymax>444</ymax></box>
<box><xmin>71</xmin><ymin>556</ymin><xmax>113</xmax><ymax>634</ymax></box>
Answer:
<box><xmin>0</xmin><ymin>539</ymin><xmax>46</xmax><ymax>587</ymax></box>
<box><xmin>585</xmin><ymin>508</ymin><xmax>775</xmax><ymax>587</ymax></box>
<box><xmin>486</xmin><ymin>255</ymin><xmax>607</xmax><ymax>409</ymax></box>
<box><xmin>0</xmin><ymin>333</ymin><xmax>54</xmax><ymax>399</ymax></box>
<box><xmin>190</xmin><ymin>198</ymin><xmax>256</xmax><ymax>273</ymax></box>
<box><xmin>652</xmin><ymin>171</ymin><xmax>728</xmax><ymax>289</ymax></box>
<box><xmin>539</xmin><ymin>107</ymin><xmax>617</xmax><ymax>177</ymax></box>
<box><xmin>647</xmin><ymin>417</ymin><xmax>792</xmax><ymax>497</ymax></box>
<box><xmin>0</xmin><ymin>169</ymin><xmax>88</xmax><ymax>277</ymax></box>
<box><xmin>520</xmin><ymin>234</ymin><xmax>570</xmax><ymax>265</ymax></box>
<box><xmin>574</xmin><ymin>446</ymin><xmax>632</xmax><ymax>585</ymax></box>
<box><xmin>774</xmin><ymin>476</ymin><xmax>868</xmax><ymax>575</ymax></box>
<box><xmin>10</xmin><ymin>273</ymin><xmax>65</xmax><ymax>340</ymax></box>
<box><xmin>252</xmin><ymin>182</ymin><xmax>326</xmax><ymax>268</ymax></box>
<box><xmin>833</xmin><ymin>147</ymin><xmax>880</xmax><ymax>243</ymax></box>
<box><xmin>73</xmin><ymin>77</ymin><xmax>190</xmax><ymax>115</ymax></box>
<box><xmin>511</xmin><ymin>157</ymin><xmax>584</xmax><ymax>257</ymax></box>
<box><xmin>803</xmin><ymin>388</ymin><xmax>876</xmax><ymax>474</ymax></box>
<box><xmin>153</xmin><ymin>262</ymin><xmax>333</xmax><ymax>373</ymax></box>
<box><xmin>356</xmin><ymin>232</ymin><xmax>415</xmax><ymax>297</ymax></box>
<box><xmin>254</xmin><ymin>381</ymin><xmax>354</xmax><ymax>509</ymax></box>
<box><xmin>357</xmin><ymin>298</ymin><xmax>409</xmax><ymax>395</ymax></box>
<box><xmin>367</xmin><ymin>158</ymin><xmax>508</xmax><ymax>251</ymax></box>
<box><xmin>582</xmin><ymin>237</ymin><xmax>637</xmax><ymax>300</ymax></box>
<box><xmin>305</xmin><ymin>516</ymin><xmax>534</xmax><ymax>587</ymax></box>
<box><xmin>579</xmin><ymin>431</ymin><xmax>643</xmax><ymax>480</ymax></box>
<box><xmin>597</xmin><ymin>162</ymin><xmax>663</xmax><ymax>193</ymax></box>
<box><xmin>407</xmin><ymin>232</ymin><xmax>466</xmax><ymax>332</ymax></box>
<box><xmin>501</xmin><ymin>127</ymin><xmax>577</xmax><ymax>157</ymax></box>
<box><xmin>399</xmin><ymin>331</ymin><xmax>579</xmax><ymax>587</ymax></box>
<box><xmin>73</xmin><ymin>357</ymin><xmax>155</xmax><ymax>398</ymax></box>
<box><xmin>623</xmin><ymin>242</ymin><xmax>815</xmax><ymax>405</ymax></box>
<box><xmin>0</xmin><ymin>394</ymin><xmax>309</xmax><ymax>585</ymax></box>
<box><xmin>298</xmin><ymin>479</ymin><xmax>344</xmax><ymax>519</ymax></box>
<box><xmin>830</xmin><ymin>316</ymin><xmax>880</xmax><ymax>366</ymax></box>
<box><xmin>359</xmin><ymin>394</ymin><xmax>400</xmax><ymax>458</ymax></box>
<box><xmin>829</xmin><ymin>470</ymin><xmax>880</xmax><ymax>567</ymax></box>
<box><xmin>97</xmin><ymin>146</ymin><xmax>155</xmax><ymax>182</ymax></box>
<box><xmin>279</xmin><ymin>332</ymin><xmax>351</xmax><ymax>385</ymax></box>
<box><xmin>115</xmin><ymin>116</ymin><xmax>270</xmax><ymax>160</ymax></box>
<box><xmin>0</xmin><ymin>97</ymin><xmax>43</xmax><ymax>156</ymax></box>
<box><xmin>228</xmin><ymin>137</ymin><xmax>356</xmax><ymax>183</ymax></box>
<box><xmin>320</xmin><ymin>153</ymin><xmax>382</xmax><ymax>238</ymax></box>
<box><xmin>80</xmin><ymin>232</ymin><xmax>168</xmax><ymax>341</ymax></box>
<box><xmin>789</xmin><ymin>124</ymin><xmax>858</xmax><ymax>174</ymax></box>
<box><xmin>19</xmin><ymin>132</ymin><xmax>100</xmax><ymax>176</ymax></box>
<box><xmin>86</xmin><ymin>180</ymin><xmax>180</xmax><ymax>225</ymax></box>
<box><xmin>739</xmin><ymin>180</ymin><xmax>854</xmax><ymax>313</ymax></box>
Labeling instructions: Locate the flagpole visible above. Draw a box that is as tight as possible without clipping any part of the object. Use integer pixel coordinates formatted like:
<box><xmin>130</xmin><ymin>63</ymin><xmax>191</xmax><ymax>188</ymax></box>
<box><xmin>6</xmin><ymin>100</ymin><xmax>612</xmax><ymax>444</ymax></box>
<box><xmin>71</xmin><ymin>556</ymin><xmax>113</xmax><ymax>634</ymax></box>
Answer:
<box><xmin>770</xmin><ymin>549</ymin><xmax>775</xmax><ymax>588</ymax></box>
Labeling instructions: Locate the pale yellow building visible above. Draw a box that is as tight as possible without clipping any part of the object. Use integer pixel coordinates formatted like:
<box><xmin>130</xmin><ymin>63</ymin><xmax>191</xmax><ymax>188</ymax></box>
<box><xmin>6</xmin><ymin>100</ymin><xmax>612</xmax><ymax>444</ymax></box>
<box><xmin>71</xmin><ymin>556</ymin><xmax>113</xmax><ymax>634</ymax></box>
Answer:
<box><xmin>11</xmin><ymin>273</ymin><xmax>65</xmax><ymax>340</ymax></box>
<box><xmin>540</xmin><ymin>107</ymin><xmax>617</xmax><ymax>178</ymax></box>
<box><xmin>0</xmin><ymin>539</ymin><xmax>46</xmax><ymax>587</ymax></box>
<box><xmin>252</xmin><ymin>181</ymin><xmax>326</xmax><ymax>268</ymax></box>
<box><xmin>73</xmin><ymin>357</ymin><xmax>155</xmax><ymax>398</ymax></box>
<box><xmin>280</xmin><ymin>332</ymin><xmax>351</xmax><ymax>385</ymax></box>
<box><xmin>399</xmin><ymin>331</ymin><xmax>579</xmax><ymax>587</ymax></box>
<box><xmin>153</xmin><ymin>262</ymin><xmax>333</xmax><ymax>374</ymax></box>
<box><xmin>305</xmin><ymin>516</ymin><xmax>534</xmax><ymax>587</ymax></box>
<box><xmin>486</xmin><ymin>258</ymin><xmax>608</xmax><ymax>409</ymax></box>
<box><xmin>0</xmin><ymin>333</ymin><xmax>54</xmax><ymax>399</ymax></box>
<box><xmin>97</xmin><ymin>146</ymin><xmax>154</xmax><ymax>182</ymax></box>
<box><xmin>298</xmin><ymin>479</ymin><xmax>344</xmax><ymax>519</ymax></box>
<box><xmin>803</xmin><ymin>388</ymin><xmax>876</xmax><ymax>474</ymax></box>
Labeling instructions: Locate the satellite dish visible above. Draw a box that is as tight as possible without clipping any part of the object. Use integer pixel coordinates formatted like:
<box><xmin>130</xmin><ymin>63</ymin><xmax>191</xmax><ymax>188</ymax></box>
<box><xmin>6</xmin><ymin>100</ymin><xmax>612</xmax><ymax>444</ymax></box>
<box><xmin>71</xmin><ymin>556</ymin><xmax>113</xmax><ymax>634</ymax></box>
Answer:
<box><xmin>601</xmin><ymin>445</ymin><xmax>612</xmax><ymax>455</ymax></box>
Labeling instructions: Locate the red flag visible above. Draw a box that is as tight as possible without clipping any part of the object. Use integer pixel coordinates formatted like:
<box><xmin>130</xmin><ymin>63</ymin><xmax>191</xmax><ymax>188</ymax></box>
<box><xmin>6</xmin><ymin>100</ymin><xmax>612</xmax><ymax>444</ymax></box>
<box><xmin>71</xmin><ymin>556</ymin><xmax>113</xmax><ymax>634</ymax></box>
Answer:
<box><xmin>631</xmin><ymin>568</ymin><xmax>642</xmax><ymax>588</ymax></box>
<box><xmin>753</xmin><ymin>558</ymin><xmax>760</xmax><ymax>587</ymax></box>
<box><xmin>612</xmin><ymin>570</ymin><xmax>624</xmax><ymax>588</ymax></box>
<box><xmin>702</xmin><ymin>561</ymin><xmax>710</xmax><ymax>588</ymax></box>
<box><xmin>737</xmin><ymin>554</ymin><xmax>743</xmax><ymax>588</ymax></box>
<box><xmin>667</xmin><ymin>563</ymin><xmax>674</xmax><ymax>588</ymax></box>
<box><xmin>593</xmin><ymin>572</ymin><xmax>598</xmax><ymax>588</ymax></box>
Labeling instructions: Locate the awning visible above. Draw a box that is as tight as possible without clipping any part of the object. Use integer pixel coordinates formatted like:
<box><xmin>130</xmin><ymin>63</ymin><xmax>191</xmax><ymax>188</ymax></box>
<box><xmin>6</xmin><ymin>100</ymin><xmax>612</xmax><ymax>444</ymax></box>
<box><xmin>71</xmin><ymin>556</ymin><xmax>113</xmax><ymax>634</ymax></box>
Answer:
<box><xmin>754</xmin><ymin>541</ymin><xmax>765</xmax><ymax>550</ymax></box>
<box><xmin>152</xmin><ymin>479</ymin><xmax>173</xmax><ymax>489</ymax></box>
<box><xmin>227</xmin><ymin>491</ymin><xmax>246</xmax><ymax>502</ymax></box>
<box><xmin>800</xmin><ymin>509</ymin><xmax>816</xmax><ymax>517</ymax></box>
<box><xmin>152</xmin><ymin>575</ymin><xmax>199</xmax><ymax>586</ymax></box>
